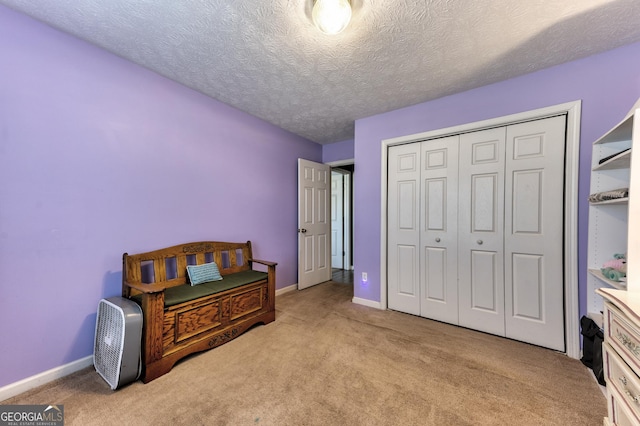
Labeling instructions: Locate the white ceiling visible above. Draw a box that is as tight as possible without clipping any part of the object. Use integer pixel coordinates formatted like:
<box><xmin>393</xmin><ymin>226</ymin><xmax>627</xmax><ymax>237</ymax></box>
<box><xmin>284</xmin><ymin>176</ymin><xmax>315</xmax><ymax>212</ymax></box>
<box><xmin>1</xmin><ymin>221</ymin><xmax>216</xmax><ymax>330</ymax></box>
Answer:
<box><xmin>3</xmin><ymin>0</ymin><xmax>640</xmax><ymax>144</ymax></box>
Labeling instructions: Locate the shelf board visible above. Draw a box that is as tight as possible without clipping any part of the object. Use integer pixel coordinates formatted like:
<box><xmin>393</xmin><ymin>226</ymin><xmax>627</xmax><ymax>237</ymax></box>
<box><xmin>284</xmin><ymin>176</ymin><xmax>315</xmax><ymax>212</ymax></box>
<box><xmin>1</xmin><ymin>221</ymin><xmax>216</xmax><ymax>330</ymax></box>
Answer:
<box><xmin>589</xmin><ymin>197</ymin><xmax>629</xmax><ymax>206</ymax></box>
<box><xmin>589</xmin><ymin>268</ymin><xmax>627</xmax><ymax>290</ymax></box>
<box><xmin>593</xmin><ymin>149</ymin><xmax>632</xmax><ymax>171</ymax></box>
<box><xmin>594</xmin><ymin>104</ymin><xmax>636</xmax><ymax>144</ymax></box>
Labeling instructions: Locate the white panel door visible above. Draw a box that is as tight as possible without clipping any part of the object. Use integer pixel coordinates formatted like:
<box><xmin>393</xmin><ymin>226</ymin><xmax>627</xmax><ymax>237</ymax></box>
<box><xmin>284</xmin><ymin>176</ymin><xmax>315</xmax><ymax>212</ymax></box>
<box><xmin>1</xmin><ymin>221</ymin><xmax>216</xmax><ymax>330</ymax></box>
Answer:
<box><xmin>420</xmin><ymin>136</ymin><xmax>459</xmax><ymax>323</ymax></box>
<box><xmin>298</xmin><ymin>159</ymin><xmax>332</xmax><ymax>290</ymax></box>
<box><xmin>504</xmin><ymin>116</ymin><xmax>566</xmax><ymax>351</ymax></box>
<box><xmin>331</xmin><ymin>171</ymin><xmax>344</xmax><ymax>269</ymax></box>
<box><xmin>458</xmin><ymin>128</ymin><xmax>506</xmax><ymax>336</ymax></box>
<box><xmin>388</xmin><ymin>143</ymin><xmax>421</xmax><ymax>315</ymax></box>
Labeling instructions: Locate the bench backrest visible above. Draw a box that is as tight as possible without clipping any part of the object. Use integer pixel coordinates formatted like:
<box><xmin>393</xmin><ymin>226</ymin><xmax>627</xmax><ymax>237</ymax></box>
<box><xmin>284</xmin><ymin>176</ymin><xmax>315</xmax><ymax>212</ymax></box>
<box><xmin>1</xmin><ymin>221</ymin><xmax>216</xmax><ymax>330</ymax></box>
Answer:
<box><xmin>123</xmin><ymin>241</ymin><xmax>254</xmax><ymax>297</ymax></box>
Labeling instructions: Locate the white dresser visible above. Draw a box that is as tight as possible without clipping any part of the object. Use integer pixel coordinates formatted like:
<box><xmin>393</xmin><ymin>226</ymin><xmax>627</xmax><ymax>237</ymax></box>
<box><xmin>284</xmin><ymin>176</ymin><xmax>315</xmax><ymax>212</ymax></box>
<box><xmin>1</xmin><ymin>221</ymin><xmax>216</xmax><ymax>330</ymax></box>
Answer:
<box><xmin>597</xmin><ymin>288</ymin><xmax>640</xmax><ymax>425</ymax></box>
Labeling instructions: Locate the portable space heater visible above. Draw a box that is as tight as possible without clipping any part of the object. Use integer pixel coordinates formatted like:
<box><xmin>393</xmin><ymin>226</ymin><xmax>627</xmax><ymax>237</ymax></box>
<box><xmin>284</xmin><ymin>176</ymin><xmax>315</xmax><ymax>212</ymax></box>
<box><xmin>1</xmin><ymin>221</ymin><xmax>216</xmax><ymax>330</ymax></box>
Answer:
<box><xmin>93</xmin><ymin>296</ymin><xmax>143</xmax><ymax>390</ymax></box>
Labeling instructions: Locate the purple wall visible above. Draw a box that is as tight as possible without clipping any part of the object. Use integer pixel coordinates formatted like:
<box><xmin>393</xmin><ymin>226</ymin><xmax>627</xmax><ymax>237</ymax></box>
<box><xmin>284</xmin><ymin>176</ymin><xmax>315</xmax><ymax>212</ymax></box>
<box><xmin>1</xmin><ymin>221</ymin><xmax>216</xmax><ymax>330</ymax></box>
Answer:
<box><xmin>352</xmin><ymin>42</ymin><xmax>640</xmax><ymax>316</ymax></box>
<box><xmin>0</xmin><ymin>6</ymin><xmax>321</xmax><ymax>387</ymax></box>
<box><xmin>323</xmin><ymin>139</ymin><xmax>354</xmax><ymax>164</ymax></box>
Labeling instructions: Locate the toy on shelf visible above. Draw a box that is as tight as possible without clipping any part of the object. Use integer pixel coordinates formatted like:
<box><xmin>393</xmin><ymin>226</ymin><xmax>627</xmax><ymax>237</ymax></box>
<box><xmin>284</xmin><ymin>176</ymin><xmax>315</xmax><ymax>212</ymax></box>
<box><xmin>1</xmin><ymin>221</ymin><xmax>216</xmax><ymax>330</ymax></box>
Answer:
<box><xmin>601</xmin><ymin>253</ymin><xmax>627</xmax><ymax>282</ymax></box>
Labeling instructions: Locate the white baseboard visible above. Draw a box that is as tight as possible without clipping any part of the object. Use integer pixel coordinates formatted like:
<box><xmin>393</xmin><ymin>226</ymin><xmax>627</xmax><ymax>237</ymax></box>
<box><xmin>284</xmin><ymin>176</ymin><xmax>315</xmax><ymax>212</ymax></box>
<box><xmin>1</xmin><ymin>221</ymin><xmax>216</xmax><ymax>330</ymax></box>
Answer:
<box><xmin>352</xmin><ymin>297</ymin><xmax>383</xmax><ymax>310</ymax></box>
<box><xmin>0</xmin><ymin>355</ymin><xmax>93</xmax><ymax>402</ymax></box>
<box><xmin>276</xmin><ymin>284</ymin><xmax>297</xmax><ymax>296</ymax></box>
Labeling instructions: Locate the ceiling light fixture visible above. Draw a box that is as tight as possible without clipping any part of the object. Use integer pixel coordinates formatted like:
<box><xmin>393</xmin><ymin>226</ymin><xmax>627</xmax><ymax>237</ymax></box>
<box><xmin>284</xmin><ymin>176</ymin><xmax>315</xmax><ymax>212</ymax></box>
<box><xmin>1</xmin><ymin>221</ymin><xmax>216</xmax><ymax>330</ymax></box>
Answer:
<box><xmin>312</xmin><ymin>0</ymin><xmax>352</xmax><ymax>35</ymax></box>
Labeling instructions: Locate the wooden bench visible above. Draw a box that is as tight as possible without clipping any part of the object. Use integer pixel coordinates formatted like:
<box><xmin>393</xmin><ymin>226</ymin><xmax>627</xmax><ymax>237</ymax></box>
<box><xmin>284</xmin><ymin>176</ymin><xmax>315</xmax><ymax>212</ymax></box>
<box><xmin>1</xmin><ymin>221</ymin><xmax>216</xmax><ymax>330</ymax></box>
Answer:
<box><xmin>122</xmin><ymin>241</ymin><xmax>276</xmax><ymax>383</ymax></box>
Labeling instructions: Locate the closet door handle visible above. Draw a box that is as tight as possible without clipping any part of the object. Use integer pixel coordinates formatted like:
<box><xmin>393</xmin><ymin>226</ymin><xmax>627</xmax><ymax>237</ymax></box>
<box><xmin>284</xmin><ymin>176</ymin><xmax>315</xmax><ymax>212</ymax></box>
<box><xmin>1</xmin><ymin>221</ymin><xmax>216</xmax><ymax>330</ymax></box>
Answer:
<box><xmin>477</xmin><ymin>240</ymin><xmax>483</xmax><ymax>245</ymax></box>
<box><xmin>435</xmin><ymin>238</ymin><xmax>441</xmax><ymax>243</ymax></box>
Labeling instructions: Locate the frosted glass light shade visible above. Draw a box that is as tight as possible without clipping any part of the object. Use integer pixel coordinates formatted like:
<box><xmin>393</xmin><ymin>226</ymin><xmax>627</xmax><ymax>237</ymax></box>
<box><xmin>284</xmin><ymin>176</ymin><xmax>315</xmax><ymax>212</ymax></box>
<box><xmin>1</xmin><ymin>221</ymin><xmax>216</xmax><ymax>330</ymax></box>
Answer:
<box><xmin>312</xmin><ymin>0</ymin><xmax>352</xmax><ymax>35</ymax></box>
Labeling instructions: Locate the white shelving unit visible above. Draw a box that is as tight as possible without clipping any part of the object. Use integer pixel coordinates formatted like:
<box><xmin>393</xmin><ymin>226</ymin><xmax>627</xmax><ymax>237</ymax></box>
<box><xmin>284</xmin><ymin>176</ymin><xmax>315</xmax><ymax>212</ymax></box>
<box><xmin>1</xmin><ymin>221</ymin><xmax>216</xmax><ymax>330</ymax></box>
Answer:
<box><xmin>589</xmin><ymin>98</ymin><xmax>640</xmax><ymax>426</ymax></box>
<box><xmin>587</xmin><ymin>100</ymin><xmax>640</xmax><ymax>316</ymax></box>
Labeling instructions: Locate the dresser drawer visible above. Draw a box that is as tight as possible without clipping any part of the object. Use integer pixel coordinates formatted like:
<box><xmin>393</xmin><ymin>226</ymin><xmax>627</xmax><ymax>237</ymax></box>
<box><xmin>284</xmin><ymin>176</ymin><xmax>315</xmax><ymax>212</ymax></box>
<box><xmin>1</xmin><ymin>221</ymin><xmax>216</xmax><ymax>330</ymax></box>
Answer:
<box><xmin>608</xmin><ymin>389</ymin><xmax>638</xmax><ymax>426</ymax></box>
<box><xmin>604</xmin><ymin>342</ymin><xmax>640</xmax><ymax>423</ymax></box>
<box><xmin>604</xmin><ymin>302</ymin><xmax>640</xmax><ymax>373</ymax></box>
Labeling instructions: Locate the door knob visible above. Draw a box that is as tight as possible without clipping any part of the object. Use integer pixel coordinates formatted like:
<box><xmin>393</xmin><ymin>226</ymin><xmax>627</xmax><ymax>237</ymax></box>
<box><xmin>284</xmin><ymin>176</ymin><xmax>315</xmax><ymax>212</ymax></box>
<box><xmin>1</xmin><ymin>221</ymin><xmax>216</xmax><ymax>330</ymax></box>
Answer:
<box><xmin>298</xmin><ymin>228</ymin><xmax>307</xmax><ymax>233</ymax></box>
<box><xmin>477</xmin><ymin>240</ymin><xmax>483</xmax><ymax>245</ymax></box>
<box><xmin>435</xmin><ymin>237</ymin><xmax>441</xmax><ymax>242</ymax></box>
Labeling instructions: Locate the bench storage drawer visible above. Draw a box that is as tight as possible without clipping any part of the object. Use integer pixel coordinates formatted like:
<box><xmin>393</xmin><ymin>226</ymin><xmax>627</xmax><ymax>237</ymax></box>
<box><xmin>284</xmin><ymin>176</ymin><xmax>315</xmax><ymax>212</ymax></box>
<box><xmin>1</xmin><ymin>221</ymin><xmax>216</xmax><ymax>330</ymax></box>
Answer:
<box><xmin>171</xmin><ymin>297</ymin><xmax>223</xmax><ymax>344</ymax></box>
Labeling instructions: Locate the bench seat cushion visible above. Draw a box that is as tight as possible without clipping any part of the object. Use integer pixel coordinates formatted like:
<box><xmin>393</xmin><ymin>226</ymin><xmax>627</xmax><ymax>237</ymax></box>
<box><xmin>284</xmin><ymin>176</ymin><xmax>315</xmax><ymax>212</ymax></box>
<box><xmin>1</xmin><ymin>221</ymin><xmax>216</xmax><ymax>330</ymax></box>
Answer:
<box><xmin>133</xmin><ymin>270</ymin><xmax>268</xmax><ymax>308</ymax></box>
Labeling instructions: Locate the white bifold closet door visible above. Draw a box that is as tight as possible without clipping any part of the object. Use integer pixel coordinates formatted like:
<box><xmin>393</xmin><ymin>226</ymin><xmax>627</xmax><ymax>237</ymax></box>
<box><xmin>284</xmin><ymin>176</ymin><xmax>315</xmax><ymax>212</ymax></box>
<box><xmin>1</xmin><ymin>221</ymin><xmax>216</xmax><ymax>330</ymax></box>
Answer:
<box><xmin>419</xmin><ymin>136</ymin><xmax>460</xmax><ymax>324</ymax></box>
<box><xmin>387</xmin><ymin>136</ymin><xmax>460</xmax><ymax>320</ymax></box>
<box><xmin>387</xmin><ymin>115</ymin><xmax>566</xmax><ymax>352</ymax></box>
<box><xmin>387</xmin><ymin>143</ymin><xmax>421</xmax><ymax>315</ymax></box>
<box><xmin>458</xmin><ymin>127</ymin><xmax>506</xmax><ymax>336</ymax></box>
<box><xmin>503</xmin><ymin>117</ymin><xmax>566</xmax><ymax>351</ymax></box>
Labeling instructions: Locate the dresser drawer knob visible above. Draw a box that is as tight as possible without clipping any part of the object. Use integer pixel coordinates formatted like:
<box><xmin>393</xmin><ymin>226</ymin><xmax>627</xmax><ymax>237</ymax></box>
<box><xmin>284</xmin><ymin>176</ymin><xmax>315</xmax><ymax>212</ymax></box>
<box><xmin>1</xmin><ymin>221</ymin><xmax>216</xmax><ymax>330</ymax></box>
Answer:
<box><xmin>620</xmin><ymin>376</ymin><xmax>628</xmax><ymax>386</ymax></box>
<box><xmin>625</xmin><ymin>389</ymin><xmax>640</xmax><ymax>404</ymax></box>
<box><xmin>617</xmin><ymin>330</ymin><xmax>640</xmax><ymax>358</ymax></box>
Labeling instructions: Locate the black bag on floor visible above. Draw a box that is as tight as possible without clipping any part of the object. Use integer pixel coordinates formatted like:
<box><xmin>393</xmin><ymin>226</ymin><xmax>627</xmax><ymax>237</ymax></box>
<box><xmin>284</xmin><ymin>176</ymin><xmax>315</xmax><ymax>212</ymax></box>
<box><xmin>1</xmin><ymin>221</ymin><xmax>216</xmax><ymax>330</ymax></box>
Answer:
<box><xmin>593</xmin><ymin>332</ymin><xmax>606</xmax><ymax>386</ymax></box>
<box><xmin>580</xmin><ymin>315</ymin><xmax>605</xmax><ymax>386</ymax></box>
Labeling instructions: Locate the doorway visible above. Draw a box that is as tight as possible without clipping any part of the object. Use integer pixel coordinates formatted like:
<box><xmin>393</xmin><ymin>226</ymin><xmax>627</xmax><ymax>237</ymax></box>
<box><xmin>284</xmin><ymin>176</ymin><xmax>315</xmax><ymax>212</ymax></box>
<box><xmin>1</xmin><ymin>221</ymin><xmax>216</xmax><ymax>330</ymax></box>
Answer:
<box><xmin>331</xmin><ymin>164</ymin><xmax>354</xmax><ymax>283</ymax></box>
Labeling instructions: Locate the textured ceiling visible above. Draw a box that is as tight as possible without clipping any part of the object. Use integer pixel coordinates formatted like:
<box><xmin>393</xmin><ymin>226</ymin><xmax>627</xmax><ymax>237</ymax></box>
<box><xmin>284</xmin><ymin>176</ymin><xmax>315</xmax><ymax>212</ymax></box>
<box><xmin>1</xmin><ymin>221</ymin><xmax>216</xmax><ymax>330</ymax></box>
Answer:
<box><xmin>3</xmin><ymin>0</ymin><xmax>640</xmax><ymax>144</ymax></box>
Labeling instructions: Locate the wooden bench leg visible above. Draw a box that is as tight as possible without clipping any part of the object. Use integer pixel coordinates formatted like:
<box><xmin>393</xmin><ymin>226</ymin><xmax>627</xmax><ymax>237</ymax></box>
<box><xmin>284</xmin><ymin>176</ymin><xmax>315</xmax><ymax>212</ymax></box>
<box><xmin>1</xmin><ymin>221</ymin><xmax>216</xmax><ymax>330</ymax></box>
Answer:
<box><xmin>141</xmin><ymin>292</ymin><xmax>164</xmax><ymax>382</ymax></box>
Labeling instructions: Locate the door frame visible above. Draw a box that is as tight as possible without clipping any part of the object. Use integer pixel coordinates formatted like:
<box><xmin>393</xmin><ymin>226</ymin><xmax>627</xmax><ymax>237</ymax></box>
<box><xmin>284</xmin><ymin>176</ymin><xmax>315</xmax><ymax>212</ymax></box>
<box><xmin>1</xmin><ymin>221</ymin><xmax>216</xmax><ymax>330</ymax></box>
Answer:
<box><xmin>331</xmin><ymin>168</ymin><xmax>352</xmax><ymax>270</ymax></box>
<box><xmin>328</xmin><ymin>159</ymin><xmax>354</xmax><ymax>272</ymax></box>
<box><xmin>379</xmin><ymin>100</ymin><xmax>582</xmax><ymax>359</ymax></box>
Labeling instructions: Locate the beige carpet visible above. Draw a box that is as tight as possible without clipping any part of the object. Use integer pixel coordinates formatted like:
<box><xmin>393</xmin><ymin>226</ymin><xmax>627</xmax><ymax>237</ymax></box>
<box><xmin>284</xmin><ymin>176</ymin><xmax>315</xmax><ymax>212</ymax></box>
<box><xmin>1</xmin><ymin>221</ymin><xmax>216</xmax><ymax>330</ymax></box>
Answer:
<box><xmin>4</xmin><ymin>281</ymin><xmax>606</xmax><ymax>425</ymax></box>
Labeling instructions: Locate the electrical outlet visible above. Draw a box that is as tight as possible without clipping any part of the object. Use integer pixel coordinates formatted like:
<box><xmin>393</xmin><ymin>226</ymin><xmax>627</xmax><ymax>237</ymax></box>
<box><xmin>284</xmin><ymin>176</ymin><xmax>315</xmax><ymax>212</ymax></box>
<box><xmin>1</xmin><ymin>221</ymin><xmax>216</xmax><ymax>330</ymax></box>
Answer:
<box><xmin>362</xmin><ymin>272</ymin><xmax>368</xmax><ymax>282</ymax></box>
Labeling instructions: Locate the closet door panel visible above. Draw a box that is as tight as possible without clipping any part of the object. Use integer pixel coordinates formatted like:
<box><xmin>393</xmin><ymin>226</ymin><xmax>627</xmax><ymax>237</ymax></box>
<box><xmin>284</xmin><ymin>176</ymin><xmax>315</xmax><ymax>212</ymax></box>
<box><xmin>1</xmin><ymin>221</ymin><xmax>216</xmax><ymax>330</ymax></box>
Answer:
<box><xmin>470</xmin><ymin>250</ymin><xmax>499</xmax><ymax>311</ymax></box>
<box><xmin>424</xmin><ymin>247</ymin><xmax>446</xmax><ymax>300</ymax></box>
<box><xmin>397</xmin><ymin>245</ymin><xmax>418</xmax><ymax>294</ymax></box>
<box><xmin>504</xmin><ymin>115</ymin><xmax>566</xmax><ymax>351</ymax></box>
<box><xmin>472</xmin><ymin>173</ymin><xmax>499</xmax><ymax>231</ymax></box>
<box><xmin>458</xmin><ymin>128</ymin><xmax>506</xmax><ymax>336</ymax></box>
<box><xmin>420</xmin><ymin>136</ymin><xmax>459</xmax><ymax>323</ymax></box>
<box><xmin>511</xmin><ymin>253</ymin><xmax>543</xmax><ymax>319</ymax></box>
<box><xmin>388</xmin><ymin>144</ymin><xmax>421</xmax><ymax>315</ymax></box>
